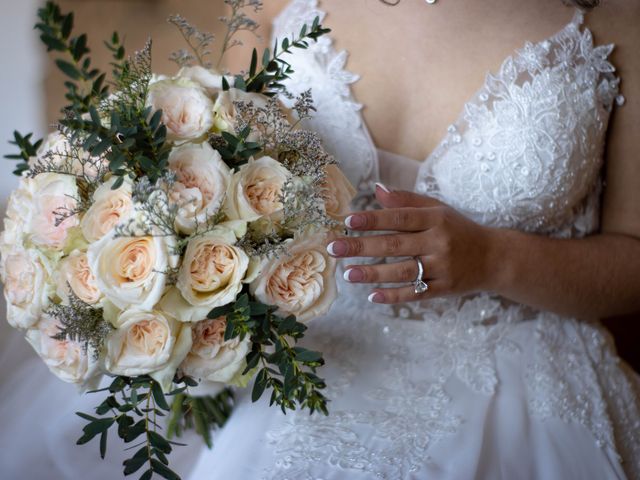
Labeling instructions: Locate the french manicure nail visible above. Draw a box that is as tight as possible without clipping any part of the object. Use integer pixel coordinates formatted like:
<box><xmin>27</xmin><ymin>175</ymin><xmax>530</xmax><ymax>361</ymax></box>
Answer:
<box><xmin>345</xmin><ymin>214</ymin><xmax>365</xmax><ymax>229</ymax></box>
<box><xmin>368</xmin><ymin>292</ymin><xmax>384</xmax><ymax>303</ymax></box>
<box><xmin>343</xmin><ymin>268</ymin><xmax>364</xmax><ymax>282</ymax></box>
<box><xmin>326</xmin><ymin>240</ymin><xmax>347</xmax><ymax>257</ymax></box>
<box><xmin>375</xmin><ymin>182</ymin><xmax>391</xmax><ymax>194</ymax></box>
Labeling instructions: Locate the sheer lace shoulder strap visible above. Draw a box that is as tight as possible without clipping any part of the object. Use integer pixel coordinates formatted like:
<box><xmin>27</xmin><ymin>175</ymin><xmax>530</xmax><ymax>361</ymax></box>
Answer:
<box><xmin>272</xmin><ymin>0</ymin><xmax>379</xmax><ymax>205</ymax></box>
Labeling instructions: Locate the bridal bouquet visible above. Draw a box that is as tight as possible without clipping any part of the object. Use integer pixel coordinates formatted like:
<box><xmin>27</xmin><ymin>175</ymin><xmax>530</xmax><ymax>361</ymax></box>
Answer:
<box><xmin>0</xmin><ymin>2</ymin><xmax>353</xmax><ymax>478</ymax></box>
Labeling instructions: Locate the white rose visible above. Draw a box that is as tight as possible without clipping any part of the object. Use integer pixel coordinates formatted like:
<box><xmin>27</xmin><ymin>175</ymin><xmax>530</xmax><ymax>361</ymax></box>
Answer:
<box><xmin>1</xmin><ymin>246</ymin><xmax>54</xmax><ymax>329</ymax></box>
<box><xmin>24</xmin><ymin>173</ymin><xmax>79</xmax><ymax>251</ymax></box>
<box><xmin>81</xmin><ymin>176</ymin><xmax>133</xmax><ymax>243</ymax></box>
<box><xmin>212</xmin><ymin>88</ymin><xmax>268</xmax><ymax>136</ymax></box>
<box><xmin>178</xmin><ymin>66</ymin><xmax>226</xmax><ymax>95</ymax></box>
<box><xmin>168</xmin><ymin>143</ymin><xmax>231</xmax><ymax>235</ymax></box>
<box><xmin>56</xmin><ymin>249</ymin><xmax>101</xmax><ymax>304</ymax></box>
<box><xmin>87</xmin><ymin>232</ymin><xmax>174</xmax><ymax>310</ymax></box>
<box><xmin>25</xmin><ymin>313</ymin><xmax>100</xmax><ymax>386</ymax></box>
<box><xmin>160</xmin><ymin>221</ymin><xmax>249</xmax><ymax>322</ymax></box>
<box><xmin>323</xmin><ymin>164</ymin><xmax>357</xmax><ymax>221</ymax></box>
<box><xmin>181</xmin><ymin>316</ymin><xmax>250</xmax><ymax>384</ymax></box>
<box><xmin>147</xmin><ymin>77</ymin><xmax>214</xmax><ymax>142</ymax></box>
<box><xmin>1</xmin><ymin>178</ymin><xmax>33</xmax><ymax>249</ymax></box>
<box><xmin>31</xmin><ymin>131</ymin><xmax>105</xmax><ymax>178</ymax></box>
<box><xmin>250</xmin><ymin>232</ymin><xmax>337</xmax><ymax>323</ymax></box>
<box><xmin>224</xmin><ymin>156</ymin><xmax>291</xmax><ymax>222</ymax></box>
<box><xmin>105</xmin><ymin>309</ymin><xmax>192</xmax><ymax>391</ymax></box>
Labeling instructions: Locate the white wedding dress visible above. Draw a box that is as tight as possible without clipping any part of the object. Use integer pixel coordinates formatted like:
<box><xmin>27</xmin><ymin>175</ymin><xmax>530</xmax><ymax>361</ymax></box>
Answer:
<box><xmin>187</xmin><ymin>1</ymin><xmax>640</xmax><ymax>479</ymax></box>
<box><xmin>1</xmin><ymin>1</ymin><xmax>639</xmax><ymax>479</ymax></box>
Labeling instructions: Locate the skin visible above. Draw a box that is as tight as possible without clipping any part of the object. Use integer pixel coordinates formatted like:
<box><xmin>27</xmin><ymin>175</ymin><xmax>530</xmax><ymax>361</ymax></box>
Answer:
<box><xmin>228</xmin><ymin>0</ymin><xmax>640</xmax><ymax>320</ymax></box>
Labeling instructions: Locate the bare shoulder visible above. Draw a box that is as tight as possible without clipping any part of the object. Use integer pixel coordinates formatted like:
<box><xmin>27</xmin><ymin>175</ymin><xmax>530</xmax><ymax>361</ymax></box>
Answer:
<box><xmin>595</xmin><ymin>0</ymin><xmax>640</xmax><ymax>235</ymax></box>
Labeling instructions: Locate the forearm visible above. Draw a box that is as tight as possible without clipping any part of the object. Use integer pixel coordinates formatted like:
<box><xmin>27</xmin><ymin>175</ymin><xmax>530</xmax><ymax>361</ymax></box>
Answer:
<box><xmin>486</xmin><ymin>228</ymin><xmax>640</xmax><ymax>320</ymax></box>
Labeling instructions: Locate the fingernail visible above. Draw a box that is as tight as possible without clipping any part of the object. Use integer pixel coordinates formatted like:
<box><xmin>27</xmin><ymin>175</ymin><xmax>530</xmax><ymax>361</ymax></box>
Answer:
<box><xmin>327</xmin><ymin>240</ymin><xmax>347</xmax><ymax>257</ymax></box>
<box><xmin>345</xmin><ymin>214</ymin><xmax>365</xmax><ymax>229</ymax></box>
<box><xmin>375</xmin><ymin>182</ymin><xmax>390</xmax><ymax>194</ymax></box>
<box><xmin>343</xmin><ymin>268</ymin><xmax>364</xmax><ymax>282</ymax></box>
<box><xmin>368</xmin><ymin>292</ymin><xmax>384</xmax><ymax>303</ymax></box>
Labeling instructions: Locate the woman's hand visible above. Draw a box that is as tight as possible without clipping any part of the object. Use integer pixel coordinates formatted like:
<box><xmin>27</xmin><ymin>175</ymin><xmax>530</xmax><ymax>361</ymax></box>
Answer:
<box><xmin>326</xmin><ymin>184</ymin><xmax>500</xmax><ymax>304</ymax></box>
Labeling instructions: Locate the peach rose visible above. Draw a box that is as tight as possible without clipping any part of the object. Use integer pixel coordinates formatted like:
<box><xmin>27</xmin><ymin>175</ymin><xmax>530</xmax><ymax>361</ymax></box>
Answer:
<box><xmin>211</xmin><ymin>88</ymin><xmax>267</xmax><ymax>135</ymax></box>
<box><xmin>1</xmin><ymin>247</ymin><xmax>54</xmax><ymax>329</ymax></box>
<box><xmin>25</xmin><ymin>173</ymin><xmax>79</xmax><ymax>251</ymax></box>
<box><xmin>1</xmin><ymin>178</ymin><xmax>32</xmax><ymax>249</ymax></box>
<box><xmin>56</xmin><ymin>250</ymin><xmax>101</xmax><ymax>304</ymax></box>
<box><xmin>168</xmin><ymin>142</ymin><xmax>231</xmax><ymax>235</ymax></box>
<box><xmin>25</xmin><ymin>313</ymin><xmax>100</xmax><ymax>386</ymax></box>
<box><xmin>323</xmin><ymin>164</ymin><xmax>357</xmax><ymax>220</ymax></box>
<box><xmin>87</xmin><ymin>232</ymin><xmax>174</xmax><ymax>310</ymax></box>
<box><xmin>250</xmin><ymin>232</ymin><xmax>337</xmax><ymax>322</ymax></box>
<box><xmin>161</xmin><ymin>221</ymin><xmax>249</xmax><ymax>322</ymax></box>
<box><xmin>81</xmin><ymin>176</ymin><xmax>133</xmax><ymax>243</ymax></box>
<box><xmin>224</xmin><ymin>156</ymin><xmax>291</xmax><ymax>222</ymax></box>
<box><xmin>181</xmin><ymin>316</ymin><xmax>250</xmax><ymax>384</ymax></box>
<box><xmin>105</xmin><ymin>309</ymin><xmax>192</xmax><ymax>391</ymax></box>
<box><xmin>147</xmin><ymin>77</ymin><xmax>214</xmax><ymax>142</ymax></box>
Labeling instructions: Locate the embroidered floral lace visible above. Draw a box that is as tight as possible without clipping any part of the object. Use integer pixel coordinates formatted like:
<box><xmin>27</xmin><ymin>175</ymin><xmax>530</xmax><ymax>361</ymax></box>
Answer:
<box><xmin>262</xmin><ymin>1</ymin><xmax>640</xmax><ymax>478</ymax></box>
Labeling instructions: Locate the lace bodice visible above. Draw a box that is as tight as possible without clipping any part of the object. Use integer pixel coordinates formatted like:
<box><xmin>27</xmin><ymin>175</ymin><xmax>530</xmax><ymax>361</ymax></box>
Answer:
<box><xmin>264</xmin><ymin>2</ymin><xmax>640</xmax><ymax>479</ymax></box>
<box><xmin>274</xmin><ymin>2</ymin><xmax>623</xmax><ymax>237</ymax></box>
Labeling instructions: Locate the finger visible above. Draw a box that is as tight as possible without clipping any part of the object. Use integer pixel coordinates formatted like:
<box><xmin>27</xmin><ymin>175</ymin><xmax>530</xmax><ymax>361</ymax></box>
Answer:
<box><xmin>345</xmin><ymin>207</ymin><xmax>439</xmax><ymax>232</ymax></box>
<box><xmin>367</xmin><ymin>280</ymin><xmax>449</xmax><ymax>304</ymax></box>
<box><xmin>375</xmin><ymin>183</ymin><xmax>445</xmax><ymax>209</ymax></box>
<box><xmin>344</xmin><ymin>256</ymin><xmax>437</xmax><ymax>284</ymax></box>
<box><xmin>327</xmin><ymin>232</ymin><xmax>428</xmax><ymax>258</ymax></box>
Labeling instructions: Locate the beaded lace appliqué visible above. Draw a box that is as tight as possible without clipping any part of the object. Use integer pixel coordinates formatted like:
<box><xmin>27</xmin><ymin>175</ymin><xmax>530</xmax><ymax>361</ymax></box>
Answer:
<box><xmin>263</xmin><ymin>1</ymin><xmax>639</xmax><ymax>479</ymax></box>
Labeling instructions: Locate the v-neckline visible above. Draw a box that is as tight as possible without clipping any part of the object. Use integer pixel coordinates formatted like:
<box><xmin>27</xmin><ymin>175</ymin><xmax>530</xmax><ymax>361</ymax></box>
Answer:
<box><xmin>312</xmin><ymin>0</ymin><xmax>584</xmax><ymax>166</ymax></box>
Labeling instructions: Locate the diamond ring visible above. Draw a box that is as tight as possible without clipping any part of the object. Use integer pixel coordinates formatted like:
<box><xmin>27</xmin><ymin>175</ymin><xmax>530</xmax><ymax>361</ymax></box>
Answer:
<box><xmin>413</xmin><ymin>256</ymin><xmax>429</xmax><ymax>294</ymax></box>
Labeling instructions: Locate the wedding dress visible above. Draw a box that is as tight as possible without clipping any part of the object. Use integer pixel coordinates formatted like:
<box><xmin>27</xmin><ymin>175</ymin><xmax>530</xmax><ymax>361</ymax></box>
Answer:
<box><xmin>187</xmin><ymin>1</ymin><xmax>640</xmax><ymax>479</ymax></box>
<box><xmin>1</xmin><ymin>1</ymin><xmax>638</xmax><ymax>479</ymax></box>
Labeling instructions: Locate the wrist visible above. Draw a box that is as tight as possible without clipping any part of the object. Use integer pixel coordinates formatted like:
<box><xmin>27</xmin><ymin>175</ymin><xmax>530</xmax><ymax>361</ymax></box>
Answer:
<box><xmin>481</xmin><ymin>226</ymin><xmax>518</xmax><ymax>294</ymax></box>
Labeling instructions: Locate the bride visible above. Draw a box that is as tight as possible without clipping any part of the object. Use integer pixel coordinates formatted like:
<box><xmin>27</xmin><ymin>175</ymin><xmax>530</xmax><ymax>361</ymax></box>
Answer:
<box><xmin>186</xmin><ymin>0</ymin><xmax>640</xmax><ymax>479</ymax></box>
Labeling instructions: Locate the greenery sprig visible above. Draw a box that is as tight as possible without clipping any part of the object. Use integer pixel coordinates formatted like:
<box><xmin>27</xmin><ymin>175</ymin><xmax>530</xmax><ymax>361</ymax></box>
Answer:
<box><xmin>208</xmin><ymin>293</ymin><xmax>328</xmax><ymax>415</ymax></box>
<box><xmin>77</xmin><ymin>375</ymin><xmax>199</xmax><ymax>480</ymax></box>
<box><xmin>4</xmin><ymin>131</ymin><xmax>42</xmax><ymax>176</ymax></box>
<box><xmin>224</xmin><ymin>16</ymin><xmax>331</xmax><ymax>96</ymax></box>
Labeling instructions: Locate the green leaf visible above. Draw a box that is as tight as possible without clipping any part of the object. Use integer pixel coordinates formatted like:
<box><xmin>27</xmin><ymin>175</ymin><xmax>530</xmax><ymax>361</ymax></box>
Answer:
<box><xmin>100</xmin><ymin>429</ymin><xmax>108</xmax><ymax>459</ymax></box>
<box><xmin>123</xmin><ymin>451</ymin><xmax>148</xmax><ymax>475</ymax></box>
<box><xmin>250</xmin><ymin>48</ymin><xmax>258</xmax><ymax>77</ymax></box>
<box><xmin>294</xmin><ymin>348</ymin><xmax>323</xmax><ymax>363</ymax></box>
<box><xmin>252</xmin><ymin>369</ymin><xmax>268</xmax><ymax>402</ymax></box>
<box><xmin>55</xmin><ymin>59</ymin><xmax>81</xmax><ymax>80</ymax></box>
<box><xmin>139</xmin><ymin>469</ymin><xmax>153</xmax><ymax>480</ymax></box>
<box><xmin>150</xmin><ymin>459</ymin><xmax>181</xmax><ymax>480</ymax></box>
<box><xmin>207</xmin><ymin>303</ymin><xmax>233</xmax><ymax>319</ymax></box>
<box><xmin>148</xmin><ymin>431</ymin><xmax>172</xmax><ymax>454</ymax></box>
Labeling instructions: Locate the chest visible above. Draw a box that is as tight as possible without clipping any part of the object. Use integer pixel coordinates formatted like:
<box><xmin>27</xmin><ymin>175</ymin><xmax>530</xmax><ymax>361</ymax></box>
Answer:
<box><xmin>320</xmin><ymin>0</ymin><xmax>578</xmax><ymax>160</ymax></box>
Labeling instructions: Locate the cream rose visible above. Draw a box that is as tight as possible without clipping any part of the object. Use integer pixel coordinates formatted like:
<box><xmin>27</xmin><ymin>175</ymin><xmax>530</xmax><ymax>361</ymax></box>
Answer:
<box><xmin>181</xmin><ymin>316</ymin><xmax>250</xmax><ymax>384</ymax></box>
<box><xmin>147</xmin><ymin>77</ymin><xmax>214</xmax><ymax>142</ymax></box>
<box><xmin>105</xmin><ymin>309</ymin><xmax>192</xmax><ymax>391</ymax></box>
<box><xmin>1</xmin><ymin>178</ymin><xmax>32</xmax><ymax>249</ymax></box>
<box><xmin>178</xmin><ymin>66</ymin><xmax>226</xmax><ymax>95</ymax></box>
<box><xmin>87</xmin><ymin>232</ymin><xmax>173</xmax><ymax>310</ymax></box>
<box><xmin>323</xmin><ymin>164</ymin><xmax>357</xmax><ymax>220</ymax></box>
<box><xmin>26</xmin><ymin>314</ymin><xmax>100</xmax><ymax>386</ymax></box>
<box><xmin>56</xmin><ymin>250</ymin><xmax>101</xmax><ymax>304</ymax></box>
<box><xmin>224</xmin><ymin>156</ymin><xmax>291</xmax><ymax>222</ymax></box>
<box><xmin>24</xmin><ymin>173</ymin><xmax>79</xmax><ymax>251</ymax></box>
<box><xmin>161</xmin><ymin>221</ymin><xmax>249</xmax><ymax>322</ymax></box>
<box><xmin>250</xmin><ymin>232</ymin><xmax>337</xmax><ymax>323</ymax></box>
<box><xmin>81</xmin><ymin>176</ymin><xmax>133</xmax><ymax>243</ymax></box>
<box><xmin>30</xmin><ymin>131</ymin><xmax>104</xmax><ymax>178</ymax></box>
<box><xmin>168</xmin><ymin>143</ymin><xmax>231</xmax><ymax>235</ymax></box>
<box><xmin>1</xmin><ymin>247</ymin><xmax>54</xmax><ymax>329</ymax></box>
<box><xmin>212</xmin><ymin>88</ymin><xmax>268</xmax><ymax>135</ymax></box>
